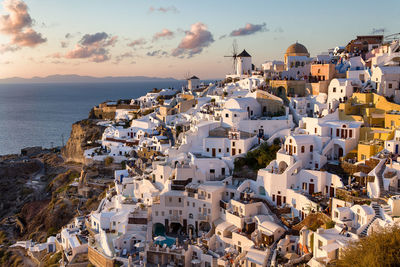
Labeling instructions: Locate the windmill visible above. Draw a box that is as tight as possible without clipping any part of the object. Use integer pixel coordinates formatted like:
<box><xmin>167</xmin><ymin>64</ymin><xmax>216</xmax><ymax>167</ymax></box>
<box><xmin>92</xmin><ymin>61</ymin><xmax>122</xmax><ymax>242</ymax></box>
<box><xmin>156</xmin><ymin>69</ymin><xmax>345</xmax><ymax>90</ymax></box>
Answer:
<box><xmin>224</xmin><ymin>40</ymin><xmax>238</xmax><ymax>74</ymax></box>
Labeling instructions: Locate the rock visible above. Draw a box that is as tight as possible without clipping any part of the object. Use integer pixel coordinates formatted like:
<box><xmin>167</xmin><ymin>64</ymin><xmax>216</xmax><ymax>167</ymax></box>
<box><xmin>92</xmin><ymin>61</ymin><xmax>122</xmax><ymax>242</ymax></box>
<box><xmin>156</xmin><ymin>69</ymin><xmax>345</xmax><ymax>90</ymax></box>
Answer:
<box><xmin>62</xmin><ymin>119</ymin><xmax>105</xmax><ymax>164</ymax></box>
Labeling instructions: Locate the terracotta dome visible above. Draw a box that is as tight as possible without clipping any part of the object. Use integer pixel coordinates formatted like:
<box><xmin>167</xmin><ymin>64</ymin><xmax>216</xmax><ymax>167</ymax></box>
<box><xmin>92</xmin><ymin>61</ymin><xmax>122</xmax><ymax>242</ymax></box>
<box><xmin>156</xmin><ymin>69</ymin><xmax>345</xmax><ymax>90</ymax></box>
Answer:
<box><xmin>286</xmin><ymin>42</ymin><xmax>309</xmax><ymax>55</ymax></box>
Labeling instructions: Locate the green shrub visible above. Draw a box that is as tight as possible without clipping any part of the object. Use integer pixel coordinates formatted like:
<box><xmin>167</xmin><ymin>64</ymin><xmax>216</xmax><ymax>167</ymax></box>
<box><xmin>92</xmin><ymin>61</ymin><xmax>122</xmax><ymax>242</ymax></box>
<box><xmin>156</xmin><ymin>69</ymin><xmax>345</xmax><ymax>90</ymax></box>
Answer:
<box><xmin>325</xmin><ymin>220</ymin><xmax>336</xmax><ymax>229</ymax></box>
<box><xmin>104</xmin><ymin>156</ymin><xmax>114</xmax><ymax>166</ymax></box>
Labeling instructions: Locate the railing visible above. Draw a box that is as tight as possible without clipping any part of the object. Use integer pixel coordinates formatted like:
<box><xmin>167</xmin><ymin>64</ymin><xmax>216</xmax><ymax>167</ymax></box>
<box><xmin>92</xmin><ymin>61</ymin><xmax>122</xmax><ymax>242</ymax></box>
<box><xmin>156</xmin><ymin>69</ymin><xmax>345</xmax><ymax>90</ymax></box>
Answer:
<box><xmin>197</xmin><ymin>214</ymin><xmax>209</xmax><ymax>221</ymax></box>
<box><xmin>170</xmin><ymin>215</ymin><xmax>181</xmax><ymax>222</ymax></box>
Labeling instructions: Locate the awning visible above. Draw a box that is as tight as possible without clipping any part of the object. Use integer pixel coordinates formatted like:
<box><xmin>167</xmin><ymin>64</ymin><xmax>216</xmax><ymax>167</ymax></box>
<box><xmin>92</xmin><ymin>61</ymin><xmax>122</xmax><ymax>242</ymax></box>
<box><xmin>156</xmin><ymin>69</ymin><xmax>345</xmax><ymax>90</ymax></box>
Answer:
<box><xmin>320</xmin><ymin>242</ymin><xmax>341</xmax><ymax>253</ymax></box>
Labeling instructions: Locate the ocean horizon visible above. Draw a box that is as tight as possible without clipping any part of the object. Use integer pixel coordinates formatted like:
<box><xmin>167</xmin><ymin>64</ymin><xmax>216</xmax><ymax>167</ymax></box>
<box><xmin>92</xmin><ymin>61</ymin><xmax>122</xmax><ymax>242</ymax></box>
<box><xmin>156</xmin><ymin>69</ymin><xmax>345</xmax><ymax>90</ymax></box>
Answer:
<box><xmin>0</xmin><ymin>80</ymin><xmax>206</xmax><ymax>155</ymax></box>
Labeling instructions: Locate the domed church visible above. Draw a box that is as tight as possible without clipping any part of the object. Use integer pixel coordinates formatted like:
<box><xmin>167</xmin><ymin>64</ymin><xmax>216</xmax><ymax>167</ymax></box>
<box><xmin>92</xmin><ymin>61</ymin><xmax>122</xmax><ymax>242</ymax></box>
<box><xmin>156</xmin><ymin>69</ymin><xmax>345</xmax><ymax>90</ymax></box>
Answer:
<box><xmin>284</xmin><ymin>42</ymin><xmax>311</xmax><ymax>70</ymax></box>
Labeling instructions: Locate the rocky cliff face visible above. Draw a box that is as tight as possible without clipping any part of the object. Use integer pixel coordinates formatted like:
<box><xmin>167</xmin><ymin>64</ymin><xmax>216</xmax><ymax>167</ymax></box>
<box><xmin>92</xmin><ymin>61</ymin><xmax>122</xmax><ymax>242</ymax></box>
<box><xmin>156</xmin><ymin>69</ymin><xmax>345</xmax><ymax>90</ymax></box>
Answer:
<box><xmin>62</xmin><ymin>119</ymin><xmax>105</xmax><ymax>164</ymax></box>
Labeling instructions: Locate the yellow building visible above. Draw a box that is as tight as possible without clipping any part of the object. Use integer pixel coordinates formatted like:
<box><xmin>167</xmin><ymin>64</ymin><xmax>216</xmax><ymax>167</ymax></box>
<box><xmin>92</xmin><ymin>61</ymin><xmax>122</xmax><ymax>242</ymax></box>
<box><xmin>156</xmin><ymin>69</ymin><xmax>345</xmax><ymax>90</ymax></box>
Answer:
<box><xmin>339</xmin><ymin>92</ymin><xmax>399</xmax><ymax>160</ymax></box>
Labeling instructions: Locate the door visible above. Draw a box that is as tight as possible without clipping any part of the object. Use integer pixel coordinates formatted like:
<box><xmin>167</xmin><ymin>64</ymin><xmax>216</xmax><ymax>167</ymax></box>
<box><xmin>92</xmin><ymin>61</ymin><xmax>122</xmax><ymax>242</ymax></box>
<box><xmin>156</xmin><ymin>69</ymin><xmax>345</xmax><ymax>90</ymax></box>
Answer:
<box><xmin>232</xmin><ymin>148</ymin><xmax>236</xmax><ymax>156</ymax></box>
<box><xmin>309</xmin><ymin>183</ymin><xmax>315</xmax><ymax>195</ymax></box>
<box><xmin>212</xmin><ymin>148</ymin><xmax>216</xmax><ymax>157</ymax></box>
<box><xmin>338</xmin><ymin>147</ymin><xmax>343</xmax><ymax>158</ymax></box>
<box><xmin>277</xmin><ymin>195</ymin><xmax>282</xmax><ymax>206</ymax></box>
<box><xmin>330</xmin><ymin>187</ymin><xmax>335</xmax><ymax>197</ymax></box>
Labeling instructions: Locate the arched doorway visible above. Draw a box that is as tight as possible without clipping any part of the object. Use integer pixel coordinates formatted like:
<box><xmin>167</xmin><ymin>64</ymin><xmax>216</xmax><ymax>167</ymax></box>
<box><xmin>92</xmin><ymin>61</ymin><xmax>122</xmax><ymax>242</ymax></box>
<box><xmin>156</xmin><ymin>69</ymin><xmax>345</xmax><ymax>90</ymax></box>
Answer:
<box><xmin>278</xmin><ymin>161</ymin><xmax>288</xmax><ymax>174</ymax></box>
<box><xmin>199</xmin><ymin>222</ymin><xmax>211</xmax><ymax>233</ymax></box>
<box><xmin>153</xmin><ymin>223</ymin><xmax>165</xmax><ymax>236</ymax></box>
<box><xmin>277</xmin><ymin>86</ymin><xmax>286</xmax><ymax>97</ymax></box>
<box><xmin>259</xmin><ymin>186</ymin><xmax>266</xmax><ymax>196</ymax></box>
<box><xmin>170</xmin><ymin>223</ymin><xmax>182</xmax><ymax>234</ymax></box>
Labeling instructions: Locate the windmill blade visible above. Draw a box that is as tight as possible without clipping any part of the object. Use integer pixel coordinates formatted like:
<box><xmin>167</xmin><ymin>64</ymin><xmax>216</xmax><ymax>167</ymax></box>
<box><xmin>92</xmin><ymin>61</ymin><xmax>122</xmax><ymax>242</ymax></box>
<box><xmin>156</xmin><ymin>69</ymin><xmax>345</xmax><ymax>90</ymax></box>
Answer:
<box><xmin>232</xmin><ymin>39</ymin><xmax>238</xmax><ymax>57</ymax></box>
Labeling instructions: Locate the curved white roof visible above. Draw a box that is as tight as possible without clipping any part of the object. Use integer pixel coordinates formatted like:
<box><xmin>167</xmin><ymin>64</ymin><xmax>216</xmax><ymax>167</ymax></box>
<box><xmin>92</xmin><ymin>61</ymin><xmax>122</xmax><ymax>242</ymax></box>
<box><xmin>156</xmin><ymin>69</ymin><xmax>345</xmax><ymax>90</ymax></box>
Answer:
<box><xmin>225</xmin><ymin>97</ymin><xmax>260</xmax><ymax>110</ymax></box>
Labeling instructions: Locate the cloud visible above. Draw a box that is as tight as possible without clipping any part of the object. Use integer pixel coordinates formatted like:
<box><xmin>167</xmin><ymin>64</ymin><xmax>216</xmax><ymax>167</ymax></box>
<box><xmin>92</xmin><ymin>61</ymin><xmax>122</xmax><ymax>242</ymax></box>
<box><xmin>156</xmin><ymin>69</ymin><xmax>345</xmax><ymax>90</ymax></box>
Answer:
<box><xmin>65</xmin><ymin>32</ymin><xmax>117</xmax><ymax>63</ymax></box>
<box><xmin>274</xmin><ymin>27</ymin><xmax>284</xmax><ymax>33</ymax></box>
<box><xmin>153</xmin><ymin>29</ymin><xmax>174</xmax><ymax>41</ymax></box>
<box><xmin>127</xmin><ymin>38</ymin><xmax>146</xmax><ymax>48</ymax></box>
<box><xmin>172</xmin><ymin>22</ymin><xmax>214</xmax><ymax>58</ymax></box>
<box><xmin>0</xmin><ymin>0</ymin><xmax>46</xmax><ymax>51</ymax></box>
<box><xmin>60</xmin><ymin>41</ymin><xmax>68</xmax><ymax>48</ymax></box>
<box><xmin>371</xmin><ymin>28</ymin><xmax>386</xmax><ymax>35</ymax></box>
<box><xmin>146</xmin><ymin>49</ymin><xmax>169</xmax><ymax>57</ymax></box>
<box><xmin>113</xmin><ymin>52</ymin><xmax>134</xmax><ymax>64</ymax></box>
<box><xmin>229</xmin><ymin>23</ymin><xmax>267</xmax><ymax>37</ymax></box>
<box><xmin>149</xmin><ymin>6</ymin><xmax>178</xmax><ymax>14</ymax></box>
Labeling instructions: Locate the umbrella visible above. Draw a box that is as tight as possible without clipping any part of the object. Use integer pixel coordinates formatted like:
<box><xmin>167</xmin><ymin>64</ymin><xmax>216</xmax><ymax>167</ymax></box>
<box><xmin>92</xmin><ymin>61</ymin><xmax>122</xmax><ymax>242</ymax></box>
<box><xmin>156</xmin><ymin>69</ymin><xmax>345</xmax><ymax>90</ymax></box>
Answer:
<box><xmin>154</xmin><ymin>236</ymin><xmax>166</xmax><ymax>242</ymax></box>
<box><xmin>224</xmin><ymin>247</ymin><xmax>237</xmax><ymax>254</ymax></box>
<box><xmin>134</xmin><ymin>241</ymin><xmax>145</xmax><ymax>248</ymax></box>
<box><xmin>285</xmin><ymin>253</ymin><xmax>299</xmax><ymax>260</ymax></box>
<box><xmin>191</xmin><ymin>259</ymin><xmax>201</xmax><ymax>264</ymax></box>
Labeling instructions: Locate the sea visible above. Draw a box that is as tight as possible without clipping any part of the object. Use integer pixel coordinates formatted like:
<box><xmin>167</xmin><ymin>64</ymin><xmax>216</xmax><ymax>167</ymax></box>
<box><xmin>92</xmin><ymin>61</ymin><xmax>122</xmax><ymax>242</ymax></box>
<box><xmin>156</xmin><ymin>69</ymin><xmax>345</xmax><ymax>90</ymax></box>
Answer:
<box><xmin>0</xmin><ymin>81</ymin><xmax>193</xmax><ymax>155</ymax></box>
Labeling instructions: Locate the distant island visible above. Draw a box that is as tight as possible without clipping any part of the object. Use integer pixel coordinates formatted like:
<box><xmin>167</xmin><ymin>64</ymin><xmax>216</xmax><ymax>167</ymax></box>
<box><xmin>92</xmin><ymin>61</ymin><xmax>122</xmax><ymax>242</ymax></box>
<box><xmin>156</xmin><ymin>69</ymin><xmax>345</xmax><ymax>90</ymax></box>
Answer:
<box><xmin>0</xmin><ymin>74</ymin><xmax>179</xmax><ymax>84</ymax></box>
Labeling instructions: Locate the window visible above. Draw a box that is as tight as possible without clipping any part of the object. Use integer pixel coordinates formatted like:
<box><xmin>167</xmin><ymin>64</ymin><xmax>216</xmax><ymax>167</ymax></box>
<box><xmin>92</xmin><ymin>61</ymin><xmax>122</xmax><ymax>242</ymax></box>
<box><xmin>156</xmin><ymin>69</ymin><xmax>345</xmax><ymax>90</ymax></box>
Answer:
<box><xmin>208</xmin><ymin>194</ymin><xmax>211</xmax><ymax>199</ymax></box>
<box><xmin>336</xmin><ymin>129</ymin><xmax>340</xmax><ymax>137</ymax></box>
<box><xmin>226</xmin><ymin>148</ymin><xmax>229</xmax><ymax>153</ymax></box>
<box><xmin>232</xmin><ymin>142</ymin><xmax>236</xmax><ymax>147</ymax></box>
<box><xmin>169</xmin><ymin>210</ymin><xmax>172</xmax><ymax>214</ymax></box>
<box><xmin>318</xmin><ymin>240</ymin><xmax>323</xmax><ymax>250</ymax></box>
<box><xmin>218</xmin><ymin>148</ymin><xmax>221</xmax><ymax>153</ymax></box>
<box><xmin>294</xmin><ymin>146</ymin><xmax>296</xmax><ymax>153</ymax></box>
<box><xmin>225</xmin><ymin>113</ymin><xmax>229</xmax><ymax>118</ymax></box>
<box><xmin>333</xmin><ymin>87</ymin><xmax>336</xmax><ymax>93</ymax></box>
<box><xmin>187</xmin><ymin>201</ymin><xmax>189</xmax><ymax>206</ymax></box>
<box><xmin>155</xmin><ymin>211</ymin><xmax>159</xmax><ymax>216</ymax></box>
<box><xmin>189</xmin><ymin>213</ymin><xmax>193</xmax><ymax>219</ymax></box>
<box><xmin>206</xmin><ymin>148</ymin><xmax>209</xmax><ymax>152</ymax></box>
<box><xmin>192</xmin><ymin>202</ymin><xmax>195</xmax><ymax>207</ymax></box>
<box><xmin>179</xmin><ymin>210</ymin><xmax>182</xmax><ymax>215</ymax></box>
<box><xmin>178</xmin><ymin>198</ymin><xmax>181</xmax><ymax>203</ymax></box>
<box><xmin>349</xmin><ymin>130</ymin><xmax>352</xmax><ymax>138</ymax></box>
<box><xmin>238</xmin><ymin>149</ymin><xmax>242</xmax><ymax>154</ymax></box>
<box><xmin>210</xmin><ymin>169</ymin><xmax>215</xmax><ymax>174</ymax></box>
<box><xmin>161</xmin><ymin>211</ymin><xmax>164</xmax><ymax>216</ymax></box>
<box><xmin>310</xmin><ymin>145</ymin><xmax>313</xmax><ymax>152</ymax></box>
<box><xmin>169</xmin><ymin>197</ymin><xmax>172</xmax><ymax>202</ymax></box>
<box><xmin>389</xmin><ymin>83</ymin><xmax>393</xmax><ymax>89</ymax></box>
<box><xmin>301</xmin><ymin>146</ymin><xmax>305</xmax><ymax>153</ymax></box>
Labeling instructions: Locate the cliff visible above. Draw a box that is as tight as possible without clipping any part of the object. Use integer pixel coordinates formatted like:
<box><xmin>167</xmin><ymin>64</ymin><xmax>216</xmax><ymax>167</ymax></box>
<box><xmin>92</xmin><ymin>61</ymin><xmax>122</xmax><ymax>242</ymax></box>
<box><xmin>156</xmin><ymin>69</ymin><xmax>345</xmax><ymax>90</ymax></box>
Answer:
<box><xmin>62</xmin><ymin>119</ymin><xmax>106</xmax><ymax>164</ymax></box>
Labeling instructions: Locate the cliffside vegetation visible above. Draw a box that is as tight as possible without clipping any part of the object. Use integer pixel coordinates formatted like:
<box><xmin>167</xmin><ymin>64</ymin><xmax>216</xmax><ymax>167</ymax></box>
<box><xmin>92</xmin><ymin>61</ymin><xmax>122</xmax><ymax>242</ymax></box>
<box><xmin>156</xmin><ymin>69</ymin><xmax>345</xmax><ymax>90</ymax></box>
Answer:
<box><xmin>337</xmin><ymin>225</ymin><xmax>400</xmax><ymax>267</ymax></box>
<box><xmin>233</xmin><ymin>138</ymin><xmax>281</xmax><ymax>179</ymax></box>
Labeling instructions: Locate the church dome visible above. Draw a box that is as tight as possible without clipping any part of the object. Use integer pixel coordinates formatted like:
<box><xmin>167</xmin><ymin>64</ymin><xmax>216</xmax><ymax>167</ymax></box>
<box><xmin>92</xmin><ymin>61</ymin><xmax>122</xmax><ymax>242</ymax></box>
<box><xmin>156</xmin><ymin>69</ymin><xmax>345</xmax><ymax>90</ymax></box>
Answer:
<box><xmin>286</xmin><ymin>42</ymin><xmax>309</xmax><ymax>55</ymax></box>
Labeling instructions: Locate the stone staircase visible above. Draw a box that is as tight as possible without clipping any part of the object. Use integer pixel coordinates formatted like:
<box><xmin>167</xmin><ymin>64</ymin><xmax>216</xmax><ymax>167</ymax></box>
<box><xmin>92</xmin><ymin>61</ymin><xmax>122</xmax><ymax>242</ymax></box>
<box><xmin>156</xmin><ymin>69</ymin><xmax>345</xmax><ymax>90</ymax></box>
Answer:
<box><xmin>376</xmin><ymin>164</ymin><xmax>385</xmax><ymax>197</ymax></box>
<box><xmin>382</xmin><ymin>204</ymin><xmax>392</xmax><ymax>216</ymax></box>
<box><xmin>360</xmin><ymin>203</ymin><xmax>382</xmax><ymax>237</ymax></box>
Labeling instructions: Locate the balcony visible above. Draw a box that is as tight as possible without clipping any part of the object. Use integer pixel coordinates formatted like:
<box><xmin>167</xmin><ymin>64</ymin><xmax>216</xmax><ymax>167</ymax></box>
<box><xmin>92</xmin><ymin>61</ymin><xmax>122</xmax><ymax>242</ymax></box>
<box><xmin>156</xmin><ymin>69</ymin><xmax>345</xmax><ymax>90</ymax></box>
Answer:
<box><xmin>197</xmin><ymin>194</ymin><xmax>206</xmax><ymax>200</ymax></box>
<box><xmin>197</xmin><ymin>214</ymin><xmax>209</xmax><ymax>221</ymax></box>
<box><xmin>170</xmin><ymin>215</ymin><xmax>181</xmax><ymax>223</ymax></box>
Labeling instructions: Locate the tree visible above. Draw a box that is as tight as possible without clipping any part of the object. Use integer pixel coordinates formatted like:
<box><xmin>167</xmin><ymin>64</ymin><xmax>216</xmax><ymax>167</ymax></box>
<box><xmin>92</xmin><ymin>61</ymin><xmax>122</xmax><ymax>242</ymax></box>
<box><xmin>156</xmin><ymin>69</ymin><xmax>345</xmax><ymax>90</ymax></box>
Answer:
<box><xmin>104</xmin><ymin>156</ymin><xmax>114</xmax><ymax>166</ymax></box>
<box><xmin>337</xmin><ymin>225</ymin><xmax>400</xmax><ymax>267</ymax></box>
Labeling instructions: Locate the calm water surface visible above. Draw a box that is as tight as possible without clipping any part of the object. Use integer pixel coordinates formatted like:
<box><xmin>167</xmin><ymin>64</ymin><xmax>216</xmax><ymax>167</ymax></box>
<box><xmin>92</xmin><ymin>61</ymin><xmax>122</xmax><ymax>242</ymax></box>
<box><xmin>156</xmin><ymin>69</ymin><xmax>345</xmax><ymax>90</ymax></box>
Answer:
<box><xmin>0</xmin><ymin>81</ymin><xmax>187</xmax><ymax>155</ymax></box>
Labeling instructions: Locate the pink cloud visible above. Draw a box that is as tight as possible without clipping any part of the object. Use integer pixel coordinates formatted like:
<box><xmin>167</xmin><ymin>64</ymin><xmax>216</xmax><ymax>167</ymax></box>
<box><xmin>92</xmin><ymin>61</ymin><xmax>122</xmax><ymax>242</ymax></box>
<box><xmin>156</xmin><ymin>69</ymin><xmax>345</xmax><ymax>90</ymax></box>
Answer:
<box><xmin>64</xmin><ymin>32</ymin><xmax>117</xmax><ymax>63</ymax></box>
<box><xmin>153</xmin><ymin>29</ymin><xmax>174</xmax><ymax>41</ymax></box>
<box><xmin>0</xmin><ymin>0</ymin><xmax>46</xmax><ymax>51</ymax></box>
<box><xmin>172</xmin><ymin>22</ymin><xmax>214</xmax><ymax>58</ymax></box>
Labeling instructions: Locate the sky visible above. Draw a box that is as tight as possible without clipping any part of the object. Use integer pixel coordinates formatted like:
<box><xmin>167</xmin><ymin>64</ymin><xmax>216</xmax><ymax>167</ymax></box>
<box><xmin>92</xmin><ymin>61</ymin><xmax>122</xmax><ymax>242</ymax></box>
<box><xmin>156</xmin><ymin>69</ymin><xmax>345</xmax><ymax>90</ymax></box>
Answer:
<box><xmin>0</xmin><ymin>0</ymin><xmax>400</xmax><ymax>80</ymax></box>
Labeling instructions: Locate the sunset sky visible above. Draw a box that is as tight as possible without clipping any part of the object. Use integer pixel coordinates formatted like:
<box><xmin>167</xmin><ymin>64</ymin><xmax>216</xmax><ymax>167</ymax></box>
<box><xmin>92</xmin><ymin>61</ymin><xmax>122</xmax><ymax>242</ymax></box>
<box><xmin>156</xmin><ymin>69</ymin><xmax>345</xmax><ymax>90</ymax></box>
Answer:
<box><xmin>1</xmin><ymin>0</ymin><xmax>400</xmax><ymax>79</ymax></box>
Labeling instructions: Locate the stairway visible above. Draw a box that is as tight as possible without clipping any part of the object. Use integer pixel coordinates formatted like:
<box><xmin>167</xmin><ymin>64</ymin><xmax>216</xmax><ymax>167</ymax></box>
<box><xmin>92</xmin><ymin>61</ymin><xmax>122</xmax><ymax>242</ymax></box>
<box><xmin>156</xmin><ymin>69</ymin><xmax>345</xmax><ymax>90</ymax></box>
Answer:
<box><xmin>360</xmin><ymin>203</ymin><xmax>382</xmax><ymax>237</ymax></box>
<box><xmin>376</xmin><ymin>164</ymin><xmax>385</xmax><ymax>197</ymax></box>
